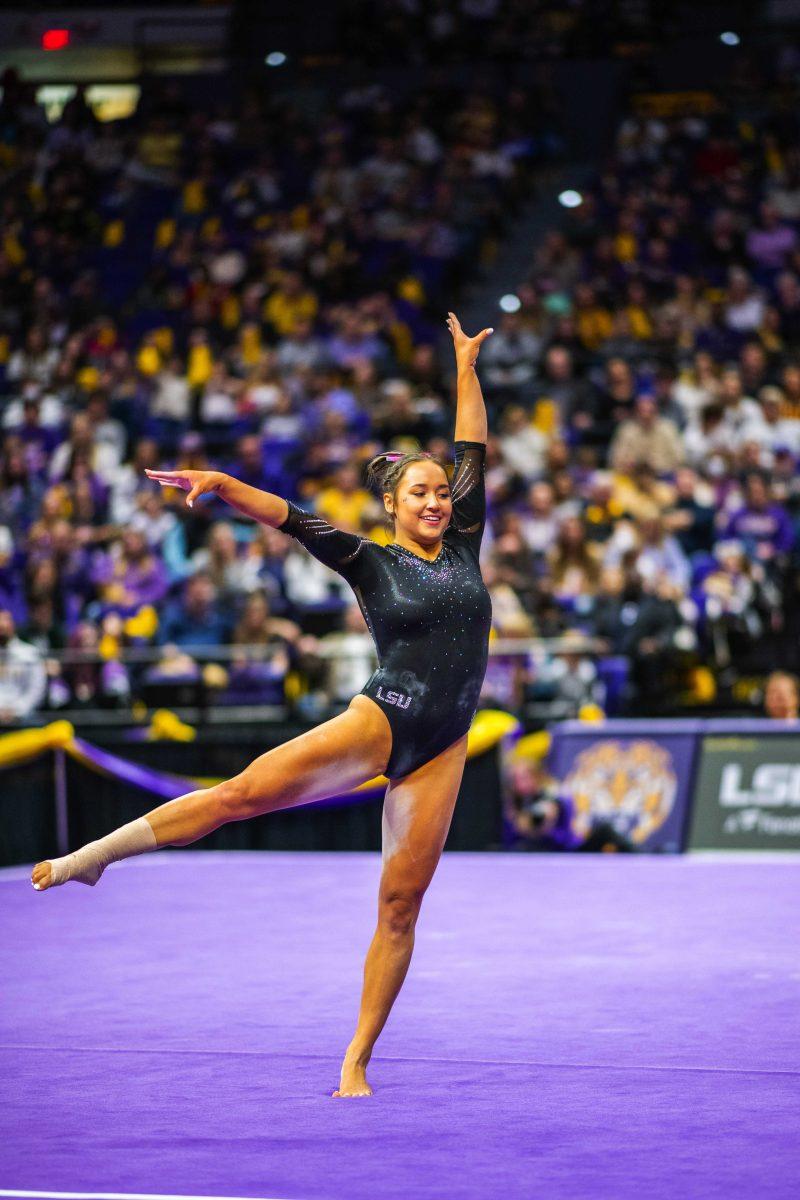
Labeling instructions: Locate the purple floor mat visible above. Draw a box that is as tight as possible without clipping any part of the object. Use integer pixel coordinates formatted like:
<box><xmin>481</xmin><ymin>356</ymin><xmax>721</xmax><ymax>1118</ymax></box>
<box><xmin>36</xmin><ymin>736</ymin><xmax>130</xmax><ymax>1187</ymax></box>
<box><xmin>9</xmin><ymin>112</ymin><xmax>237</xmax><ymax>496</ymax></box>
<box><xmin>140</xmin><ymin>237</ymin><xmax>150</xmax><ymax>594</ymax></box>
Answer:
<box><xmin>2</xmin><ymin>852</ymin><xmax>799</xmax><ymax>1200</ymax></box>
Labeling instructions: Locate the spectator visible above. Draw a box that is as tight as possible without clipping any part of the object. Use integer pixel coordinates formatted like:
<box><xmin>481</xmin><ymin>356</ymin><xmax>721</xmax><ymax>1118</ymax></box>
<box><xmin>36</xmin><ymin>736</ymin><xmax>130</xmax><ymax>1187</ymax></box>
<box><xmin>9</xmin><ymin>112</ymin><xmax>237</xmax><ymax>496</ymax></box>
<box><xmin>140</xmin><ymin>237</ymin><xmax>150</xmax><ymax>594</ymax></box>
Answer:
<box><xmin>318</xmin><ymin>602</ymin><xmax>377</xmax><ymax>702</ymax></box>
<box><xmin>497</xmin><ymin>405</ymin><xmax>548</xmax><ymax>482</ymax></box>
<box><xmin>700</xmin><ymin>541</ymin><xmax>781</xmax><ymax>671</ymax></box>
<box><xmin>480</xmin><ymin>312</ymin><xmax>540</xmax><ymax>400</ymax></box>
<box><xmin>0</xmin><ymin>608</ymin><xmax>47</xmax><ymax>722</ymax></box>
<box><xmin>764</xmin><ymin>671</ymin><xmax>800</xmax><ymax>720</ymax></box>
<box><xmin>158</xmin><ymin>572</ymin><xmax>233</xmax><ymax>648</ymax></box>
<box><xmin>49</xmin><ymin>413</ymin><xmax>119</xmax><ymax>485</ymax></box>
<box><xmin>264</xmin><ymin>272</ymin><xmax>319</xmax><ymax>337</ymax></box>
<box><xmin>635</xmin><ymin>516</ymin><xmax>691</xmax><ymax>592</ymax></box>
<box><xmin>519</xmin><ymin>481</ymin><xmax>559</xmax><ymax>555</ymax></box>
<box><xmin>724</xmin><ymin>473</ymin><xmax>795</xmax><ymax>563</ymax></box>
<box><xmin>664</xmin><ymin>467</ymin><xmax>716</xmax><ymax>557</ymax></box>
<box><xmin>745</xmin><ymin>203</ymin><xmax>798</xmax><ymax>274</ymax></box>
<box><xmin>546</xmin><ymin>516</ymin><xmax>601</xmax><ymax>604</ymax></box>
<box><xmin>534</xmin><ymin>344</ymin><xmax>594</xmax><ymax>437</ymax></box>
<box><xmin>609</xmin><ymin>395</ymin><xmax>685</xmax><ymax>474</ymax></box>
<box><xmin>315</xmin><ymin>463</ymin><xmax>378</xmax><ymax>533</ymax></box>
<box><xmin>92</xmin><ymin>528</ymin><xmax>169</xmax><ymax>615</ymax></box>
<box><xmin>190</xmin><ymin>521</ymin><xmax>254</xmax><ymax>598</ymax></box>
<box><xmin>724</xmin><ymin>268</ymin><xmax>766</xmax><ymax>335</ymax></box>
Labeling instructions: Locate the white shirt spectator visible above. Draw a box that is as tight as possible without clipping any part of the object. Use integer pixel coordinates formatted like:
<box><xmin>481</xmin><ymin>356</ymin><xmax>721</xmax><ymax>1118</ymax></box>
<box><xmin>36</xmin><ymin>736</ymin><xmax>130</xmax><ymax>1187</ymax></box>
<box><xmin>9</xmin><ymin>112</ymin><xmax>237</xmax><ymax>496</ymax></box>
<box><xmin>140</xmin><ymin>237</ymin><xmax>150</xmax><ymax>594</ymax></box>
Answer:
<box><xmin>2</xmin><ymin>391</ymin><xmax>65</xmax><ymax>429</ymax></box>
<box><xmin>725</xmin><ymin>290</ymin><xmax>765</xmax><ymax>333</ymax></box>
<box><xmin>768</xmin><ymin>177</ymin><xmax>800</xmax><ymax>221</ymax></box>
<box><xmin>48</xmin><ymin>438</ymin><xmax>119</xmax><ymax>484</ymax></box>
<box><xmin>520</xmin><ymin>512</ymin><xmax>560</xmax><ymax>555</ymax></box>
<box><xmin>129</xmin><ymin>506</ymin><xmax>178</xmax><ymax>548</ymax></box>
<box><xmin>6</xmin><ymin>346</ymin><xmax>60</xmax><ymax>387</ymax></box>
<box><xmin>208</xmin><ymin>248</ymin><xmax>247</xmax><ymax>287</ymax></box>
<box><xmin>683</xmin><ymin>419</ymin><xmax>738</xmax><ymax>469</ymax></box>
<box><xmin>110</xmin><ymin>465</ymin><xmax>143</xmax><ymax>524</ymax></box>
<box><xmin>200</xmin><ymin>381</ymin><xmax>238</xmax><ymax>424</ymax></box>
<box><xmin>151</xmin><ymin>369</ymin><xmax>191</xmax><ymax>422</ymax></box>
<box><xmin>0</xmin><ymin>636</ymin><xmax>47</xmax><ymax>719</ymax></box>
<box><xmin>722</xmin><ymin>397</ymin><xmax>767</xmax><ymax>447</ymax></box>
<box><xmin>283</xmin><ymin>549</ymin><xmax>348</xmax><ymax>606</ymax></box>
<box><xmin>671</xmin><ymin>377</ymin><xmax>717</xmax><ymax>424</ymax></box>
<box><xmin>92</xmin><ymin>415</ymin><xmax>127</xmax><ymax>469</ymax></box>
<box><xmin>321</xmin><ymin>631</ymin><xmax>377</xmax><ymax>700</ymax></box>
<box><xmin>499</xmin><ymin>426</ymin><xmax>548</xmax><ymax>481</ymax></box>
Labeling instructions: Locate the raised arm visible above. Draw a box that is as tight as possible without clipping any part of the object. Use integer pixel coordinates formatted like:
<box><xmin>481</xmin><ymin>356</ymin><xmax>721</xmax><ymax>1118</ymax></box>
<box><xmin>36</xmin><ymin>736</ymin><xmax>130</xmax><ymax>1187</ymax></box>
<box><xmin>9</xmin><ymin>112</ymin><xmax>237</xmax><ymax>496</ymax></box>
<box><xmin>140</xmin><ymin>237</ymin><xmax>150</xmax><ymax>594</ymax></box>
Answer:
<box><xmin>447</xmin><ymin>311</ymin><xmax>492</xmax><ymax>443</ymax></box>
<box><xmin>145</xmin><ymin>468</ymin><xmax>289</xmax><ymax>526</ymax></box>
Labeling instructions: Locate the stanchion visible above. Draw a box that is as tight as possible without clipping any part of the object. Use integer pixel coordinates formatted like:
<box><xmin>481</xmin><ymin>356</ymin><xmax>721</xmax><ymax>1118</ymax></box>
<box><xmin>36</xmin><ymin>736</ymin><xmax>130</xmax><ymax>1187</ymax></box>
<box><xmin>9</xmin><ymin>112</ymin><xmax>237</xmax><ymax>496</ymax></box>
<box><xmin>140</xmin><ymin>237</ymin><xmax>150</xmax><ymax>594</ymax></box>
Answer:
<box><xmin>54</xmin><ymin>747</ymin><xmax>69</xmax><ymax>856</ymax></box>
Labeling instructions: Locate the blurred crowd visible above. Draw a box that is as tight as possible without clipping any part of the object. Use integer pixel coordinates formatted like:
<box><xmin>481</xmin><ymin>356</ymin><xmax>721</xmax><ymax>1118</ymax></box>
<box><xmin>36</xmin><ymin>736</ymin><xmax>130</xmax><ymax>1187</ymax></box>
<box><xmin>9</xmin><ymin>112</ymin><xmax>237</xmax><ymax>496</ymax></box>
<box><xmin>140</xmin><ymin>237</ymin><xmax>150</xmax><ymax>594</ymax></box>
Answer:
<box><xmin>0</xmin><ymin>67</ymin><xmax>548</xmax><ymax>719</ymax></box>
<box><xmin>1</xmin><ymin>58</ymin><xmax>800</xmax><ymax>724</ymax></box>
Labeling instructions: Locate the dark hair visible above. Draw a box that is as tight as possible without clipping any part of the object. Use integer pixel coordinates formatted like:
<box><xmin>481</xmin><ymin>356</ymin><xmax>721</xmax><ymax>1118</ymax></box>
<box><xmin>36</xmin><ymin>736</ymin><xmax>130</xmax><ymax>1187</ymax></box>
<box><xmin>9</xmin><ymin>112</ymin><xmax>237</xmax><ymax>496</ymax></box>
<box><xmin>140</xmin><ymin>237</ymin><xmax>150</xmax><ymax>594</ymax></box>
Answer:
<box><xmin>365</xmin><ymin>450</ymin><xmax>450</xmax><ymax>526</ymax></box>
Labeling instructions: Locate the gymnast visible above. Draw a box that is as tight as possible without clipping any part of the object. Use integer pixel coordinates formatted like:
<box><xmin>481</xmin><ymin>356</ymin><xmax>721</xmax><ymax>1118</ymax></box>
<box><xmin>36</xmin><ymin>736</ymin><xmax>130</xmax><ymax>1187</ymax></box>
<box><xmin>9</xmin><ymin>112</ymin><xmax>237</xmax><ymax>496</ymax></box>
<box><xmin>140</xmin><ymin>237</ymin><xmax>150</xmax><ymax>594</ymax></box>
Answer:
<box><xmin>31</xmin><ymin>312</ymin><xmax>494</xmax><ymax>1098</ymax></box>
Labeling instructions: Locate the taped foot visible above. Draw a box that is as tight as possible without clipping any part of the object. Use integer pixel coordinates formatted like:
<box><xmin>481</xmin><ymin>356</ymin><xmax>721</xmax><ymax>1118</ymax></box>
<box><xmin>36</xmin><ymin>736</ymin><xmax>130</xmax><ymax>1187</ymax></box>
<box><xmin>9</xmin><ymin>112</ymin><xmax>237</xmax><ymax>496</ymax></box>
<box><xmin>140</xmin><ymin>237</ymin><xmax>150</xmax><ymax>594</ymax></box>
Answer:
<box><xmin>31</xmin><ymin>851</ymin><xmax>105</xmax><ymax>890</ymax></box>
<box><xmin>30</xmin><ymin>817</ymin><xmax>158</xmax><ymax>892</ymax></box>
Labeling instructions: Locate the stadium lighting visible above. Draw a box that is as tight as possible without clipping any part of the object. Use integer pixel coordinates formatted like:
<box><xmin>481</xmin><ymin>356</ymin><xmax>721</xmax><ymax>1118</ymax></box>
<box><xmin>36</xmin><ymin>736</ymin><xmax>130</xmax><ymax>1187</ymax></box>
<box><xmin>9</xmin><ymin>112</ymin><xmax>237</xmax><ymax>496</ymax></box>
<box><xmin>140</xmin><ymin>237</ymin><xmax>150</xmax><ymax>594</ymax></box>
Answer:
<box><xmin>720</xmin><ymin>31</ymin><xmax>740</xmax><ymax>46</ymax></box>
<box><xmin>499</xmin><ymin>294</ymin><xmax>522</xmax><ymax>313</ymax></box>
<box><xmin>558</xmin><ymin>189</ymin><xmax>583</xmax><ymax>209</ymax></box>
<box><xmin>265</xmin><ymin>51</ymin><xmax>288</xmax><ymax>67</ymax></box>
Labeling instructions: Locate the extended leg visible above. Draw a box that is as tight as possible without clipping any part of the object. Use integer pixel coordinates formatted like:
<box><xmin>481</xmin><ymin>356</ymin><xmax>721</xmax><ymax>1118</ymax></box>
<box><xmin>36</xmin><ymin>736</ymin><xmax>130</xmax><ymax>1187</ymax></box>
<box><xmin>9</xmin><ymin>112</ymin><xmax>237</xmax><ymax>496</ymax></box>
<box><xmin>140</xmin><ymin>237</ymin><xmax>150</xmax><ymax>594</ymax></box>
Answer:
<box><xmin>31</xmin><ymin>696</ymin><xmax>392</xmax><ymax>891</ymax></box>
<box><xmin>333</xmin><ymin>732</ymin><xmax>468</xmax><ymax>1097</ymax></box>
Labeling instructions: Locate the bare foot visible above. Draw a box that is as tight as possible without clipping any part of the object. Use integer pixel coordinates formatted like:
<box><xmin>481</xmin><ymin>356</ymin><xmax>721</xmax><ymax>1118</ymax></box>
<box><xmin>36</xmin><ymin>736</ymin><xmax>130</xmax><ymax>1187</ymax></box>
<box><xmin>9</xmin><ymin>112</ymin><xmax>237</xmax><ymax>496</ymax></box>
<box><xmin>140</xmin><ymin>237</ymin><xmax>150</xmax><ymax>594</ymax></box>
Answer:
<box><xmin>31</xmin><ymin>861</ymin><xmax>54</xmax><ymax>891</ymax></box>
<box><xmin>332</xmin><ymin>1050</ymin><xmax>373</xmax><ymax>1098</ymax></box>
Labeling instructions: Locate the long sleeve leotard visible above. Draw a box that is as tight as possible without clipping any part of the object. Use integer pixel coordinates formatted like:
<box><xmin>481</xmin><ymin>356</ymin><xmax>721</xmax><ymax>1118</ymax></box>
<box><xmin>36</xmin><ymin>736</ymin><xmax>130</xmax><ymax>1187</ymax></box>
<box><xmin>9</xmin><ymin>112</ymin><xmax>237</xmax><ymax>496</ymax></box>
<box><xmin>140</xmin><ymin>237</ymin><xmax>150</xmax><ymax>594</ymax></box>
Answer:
<box><xmin>278</xmin><ymin>441</ymin><xmax>492</xmax><ymax>778</ymax></box>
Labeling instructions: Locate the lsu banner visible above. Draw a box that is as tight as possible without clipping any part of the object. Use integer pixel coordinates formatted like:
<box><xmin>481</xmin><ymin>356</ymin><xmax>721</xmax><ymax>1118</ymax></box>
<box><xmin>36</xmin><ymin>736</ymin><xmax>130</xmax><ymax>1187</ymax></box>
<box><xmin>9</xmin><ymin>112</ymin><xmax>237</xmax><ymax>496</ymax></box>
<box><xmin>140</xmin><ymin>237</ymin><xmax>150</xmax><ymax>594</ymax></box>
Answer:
<box><xmin>688</xmin><ymin>733</ymin><xmax>800</xmax><ymax>850</ymax></box>
<box><xmin>548</xmin><ymin>720</ymin><xmax>702</xmax><ymax>852</ymax></box>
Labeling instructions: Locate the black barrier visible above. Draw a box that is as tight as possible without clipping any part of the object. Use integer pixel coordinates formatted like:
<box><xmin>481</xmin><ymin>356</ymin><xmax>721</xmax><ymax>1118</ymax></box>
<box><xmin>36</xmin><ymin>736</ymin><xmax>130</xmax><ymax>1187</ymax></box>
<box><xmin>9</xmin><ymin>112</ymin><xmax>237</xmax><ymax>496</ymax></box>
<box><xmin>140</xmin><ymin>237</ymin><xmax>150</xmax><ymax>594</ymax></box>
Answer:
<box><xmin>0</xmin><ymin>729</ymin><xmax>504</xmax><ymax>866</ymax></box>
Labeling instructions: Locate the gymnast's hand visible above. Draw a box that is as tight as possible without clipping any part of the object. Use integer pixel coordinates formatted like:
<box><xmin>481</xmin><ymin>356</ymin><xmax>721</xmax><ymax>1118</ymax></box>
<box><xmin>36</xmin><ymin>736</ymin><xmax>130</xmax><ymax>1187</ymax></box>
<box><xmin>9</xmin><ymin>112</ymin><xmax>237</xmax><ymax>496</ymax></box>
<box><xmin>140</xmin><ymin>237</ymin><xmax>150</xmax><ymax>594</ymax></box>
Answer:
<box><xmin>144</xmin><ymin>468</ymin><xmax>227</xmax><ymax>508</ymax></box>
<box><xmin>446</xmin><ymin>310</ymin><xmax>493</xmax><ymax>371</ymax></box>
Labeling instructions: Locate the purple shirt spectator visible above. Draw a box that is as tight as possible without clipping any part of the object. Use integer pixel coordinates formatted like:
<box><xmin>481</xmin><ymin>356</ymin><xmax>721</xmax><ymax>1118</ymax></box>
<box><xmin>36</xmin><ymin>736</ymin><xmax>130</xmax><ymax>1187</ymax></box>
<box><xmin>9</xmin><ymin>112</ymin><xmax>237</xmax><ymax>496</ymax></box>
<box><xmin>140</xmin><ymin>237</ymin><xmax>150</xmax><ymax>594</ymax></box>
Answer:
<box><xmin>91</xmin><ymin>532</ymin><xmax>169</xmax><ymax>614</ymax></box>
<box><xmin>725</xmin><ymin>504</ymin><xmax>795</xmax><ymax>558</ymax></box>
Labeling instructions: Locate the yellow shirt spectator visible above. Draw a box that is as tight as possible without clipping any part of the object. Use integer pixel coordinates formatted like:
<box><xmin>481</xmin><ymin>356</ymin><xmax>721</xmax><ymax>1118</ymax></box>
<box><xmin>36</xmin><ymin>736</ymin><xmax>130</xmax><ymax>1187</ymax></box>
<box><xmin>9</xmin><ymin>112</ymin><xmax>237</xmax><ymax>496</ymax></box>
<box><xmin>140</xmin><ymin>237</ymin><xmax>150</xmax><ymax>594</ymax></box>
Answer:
<box><xmin>316</xmin><ymin>486</ymin><xmax>374</xmax><ymax>532</ymax></box>
<box><xmin>577</xmin><ymin>305</ymin><xmax>613</xmax><ymax>350</ymax></box>
<box><xmin>263</xmin><ymin>272</ymin><xmax>318</xmax><ymax>336</ymax></box>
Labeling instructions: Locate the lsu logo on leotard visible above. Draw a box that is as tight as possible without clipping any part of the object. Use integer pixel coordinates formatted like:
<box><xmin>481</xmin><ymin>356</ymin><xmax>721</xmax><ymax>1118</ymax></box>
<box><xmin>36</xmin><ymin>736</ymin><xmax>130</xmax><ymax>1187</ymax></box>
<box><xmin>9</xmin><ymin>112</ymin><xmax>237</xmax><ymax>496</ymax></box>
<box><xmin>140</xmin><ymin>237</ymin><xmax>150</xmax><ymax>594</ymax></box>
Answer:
<box><xmin>563</xmin><ymin>740</ymin><xmax>677</xmax><ymax>844</ymax></box>
<box><xmin>375</xmin><ymin>686</ymin><xmax>412</xmax><ymax>709</ymax></box>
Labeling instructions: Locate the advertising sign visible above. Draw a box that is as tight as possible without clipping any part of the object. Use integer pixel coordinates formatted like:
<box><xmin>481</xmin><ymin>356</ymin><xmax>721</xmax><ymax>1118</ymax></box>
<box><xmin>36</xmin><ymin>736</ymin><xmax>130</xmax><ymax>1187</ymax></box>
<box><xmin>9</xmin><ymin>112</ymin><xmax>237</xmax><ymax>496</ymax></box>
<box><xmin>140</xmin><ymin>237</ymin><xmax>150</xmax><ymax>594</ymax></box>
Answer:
<box><xmin>548</xmin><ymin>721</ymin><xmax>701</xmax><ymax>852</ymax></box>
<box><xmin>688</xmin><ymin>734</ymin><xmax>800</xmax><ymax>850</ymax></box>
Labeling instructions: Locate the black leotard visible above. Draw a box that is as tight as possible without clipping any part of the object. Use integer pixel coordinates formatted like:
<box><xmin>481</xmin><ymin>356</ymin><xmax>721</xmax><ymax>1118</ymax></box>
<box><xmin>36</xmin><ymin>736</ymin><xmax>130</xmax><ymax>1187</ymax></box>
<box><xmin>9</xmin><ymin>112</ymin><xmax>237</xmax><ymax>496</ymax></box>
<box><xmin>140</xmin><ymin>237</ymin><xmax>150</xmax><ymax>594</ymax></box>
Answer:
<box><xmin>278</xmin><ymin>440</ymin><xmax>492</xmax><ymax>778</ymax></box>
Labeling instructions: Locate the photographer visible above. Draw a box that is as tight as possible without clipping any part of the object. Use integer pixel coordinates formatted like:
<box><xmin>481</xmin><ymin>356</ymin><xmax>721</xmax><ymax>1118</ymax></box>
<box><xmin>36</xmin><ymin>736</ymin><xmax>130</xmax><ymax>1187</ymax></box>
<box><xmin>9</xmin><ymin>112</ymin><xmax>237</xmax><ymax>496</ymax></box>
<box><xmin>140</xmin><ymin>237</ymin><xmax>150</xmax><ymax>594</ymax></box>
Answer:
<box><xmin>504</xmin><ymin>750</ymin><xmax>634</xmax><ymax>853</ymax></box>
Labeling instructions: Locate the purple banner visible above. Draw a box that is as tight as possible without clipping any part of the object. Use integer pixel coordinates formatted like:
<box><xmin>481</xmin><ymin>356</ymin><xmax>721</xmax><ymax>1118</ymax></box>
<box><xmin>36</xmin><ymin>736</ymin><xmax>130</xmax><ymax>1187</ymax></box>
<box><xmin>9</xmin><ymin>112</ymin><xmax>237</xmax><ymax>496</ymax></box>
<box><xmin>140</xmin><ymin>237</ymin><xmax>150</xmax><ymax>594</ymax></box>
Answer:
<box><xmin>547</xmin><ymin>720</ymin><xmax>703</xmax><ymax>853</ymax></box>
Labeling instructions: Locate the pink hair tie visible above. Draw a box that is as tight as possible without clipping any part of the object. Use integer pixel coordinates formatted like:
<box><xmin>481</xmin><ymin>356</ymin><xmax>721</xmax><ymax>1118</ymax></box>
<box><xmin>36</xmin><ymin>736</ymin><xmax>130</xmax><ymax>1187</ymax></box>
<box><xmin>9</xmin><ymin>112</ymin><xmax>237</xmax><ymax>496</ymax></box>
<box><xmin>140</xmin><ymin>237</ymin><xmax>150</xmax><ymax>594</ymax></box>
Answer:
<box><xmin>383</xmin><ymin>452</ymin><xmax>404</xmax><ymax>462</ymax></box>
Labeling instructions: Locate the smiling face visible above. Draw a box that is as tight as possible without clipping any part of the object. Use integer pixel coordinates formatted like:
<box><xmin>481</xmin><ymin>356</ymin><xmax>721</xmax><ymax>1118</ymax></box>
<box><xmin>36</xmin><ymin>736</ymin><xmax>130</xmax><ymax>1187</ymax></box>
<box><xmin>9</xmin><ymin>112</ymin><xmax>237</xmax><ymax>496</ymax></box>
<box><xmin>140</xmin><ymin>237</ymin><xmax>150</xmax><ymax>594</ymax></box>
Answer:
<box><xmin>385</xmin><ymin>460</ymin><xmax>452</xmax><ymax>545</ymax></box>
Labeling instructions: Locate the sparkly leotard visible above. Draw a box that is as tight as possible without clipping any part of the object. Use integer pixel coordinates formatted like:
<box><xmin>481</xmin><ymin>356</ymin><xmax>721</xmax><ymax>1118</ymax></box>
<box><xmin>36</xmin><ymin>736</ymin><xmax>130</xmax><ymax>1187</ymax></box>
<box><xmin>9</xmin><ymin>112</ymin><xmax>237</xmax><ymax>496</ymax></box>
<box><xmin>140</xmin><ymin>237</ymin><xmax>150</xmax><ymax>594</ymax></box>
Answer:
<box><xmin>278</xmin><ymin>441</ymin><xmax>492</xmax><ymax>778</ymax></box>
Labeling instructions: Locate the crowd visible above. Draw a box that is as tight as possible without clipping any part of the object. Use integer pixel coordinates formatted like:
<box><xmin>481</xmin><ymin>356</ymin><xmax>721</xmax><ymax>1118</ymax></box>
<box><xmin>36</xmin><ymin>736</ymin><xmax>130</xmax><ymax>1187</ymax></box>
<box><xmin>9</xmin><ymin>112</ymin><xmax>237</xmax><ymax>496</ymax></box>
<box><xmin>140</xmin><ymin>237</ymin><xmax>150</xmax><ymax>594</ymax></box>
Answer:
<box><xmin>0</xmin><ymin>67</ymin><xmax>550</xmax><ymax>719</ymax></box>
<box><xmin>1</xmin><ymin>58</ymin><xmax>800</xmax><ymax>724</ymax></box>
<box><xmin>478</xmin><ymin>98</ymin><xmax>800</xmax><ymax>716</ymax></box>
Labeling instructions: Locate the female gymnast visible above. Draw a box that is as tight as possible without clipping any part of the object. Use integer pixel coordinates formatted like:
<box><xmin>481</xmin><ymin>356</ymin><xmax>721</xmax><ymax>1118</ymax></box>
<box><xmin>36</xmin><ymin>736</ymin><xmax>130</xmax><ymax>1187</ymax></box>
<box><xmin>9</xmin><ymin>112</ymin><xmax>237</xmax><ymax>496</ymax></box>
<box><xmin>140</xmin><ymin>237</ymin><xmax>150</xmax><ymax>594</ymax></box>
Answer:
<box><xmin>31</xmin><ymin>312</ymin><xmax>494</xmax><ymax>1098</ymax></box>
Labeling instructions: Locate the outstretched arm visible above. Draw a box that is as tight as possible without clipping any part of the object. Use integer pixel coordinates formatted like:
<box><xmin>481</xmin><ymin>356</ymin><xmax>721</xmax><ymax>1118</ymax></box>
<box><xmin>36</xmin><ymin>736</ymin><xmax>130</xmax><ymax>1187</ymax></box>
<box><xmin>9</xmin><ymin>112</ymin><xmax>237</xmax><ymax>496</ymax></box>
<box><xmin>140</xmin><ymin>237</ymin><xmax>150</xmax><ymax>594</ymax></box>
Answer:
<box><xmin>145</xmin><ymin>468</ymin><xmax>289</xmax><ymax>527</ymax></box>
<box><xmin>145</xmin><ymin>468</ymin><xmax>365</xmax><ymax>578</ymax></box>
<box><xmin>447</xmin><ymin>311</ymin><xmax>492</xmax><ymax>444</ymax></box>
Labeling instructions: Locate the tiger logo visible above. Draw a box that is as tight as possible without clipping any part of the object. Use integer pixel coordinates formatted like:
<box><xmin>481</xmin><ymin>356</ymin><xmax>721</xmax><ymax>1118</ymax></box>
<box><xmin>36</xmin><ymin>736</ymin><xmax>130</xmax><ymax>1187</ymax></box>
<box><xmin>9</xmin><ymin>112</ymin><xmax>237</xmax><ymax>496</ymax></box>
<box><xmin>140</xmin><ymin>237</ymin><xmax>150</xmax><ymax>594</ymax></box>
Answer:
<box><xmin>563</xmin><ymin>740</ymin><xmax>677</xmax><ymax>844</ymax></box>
